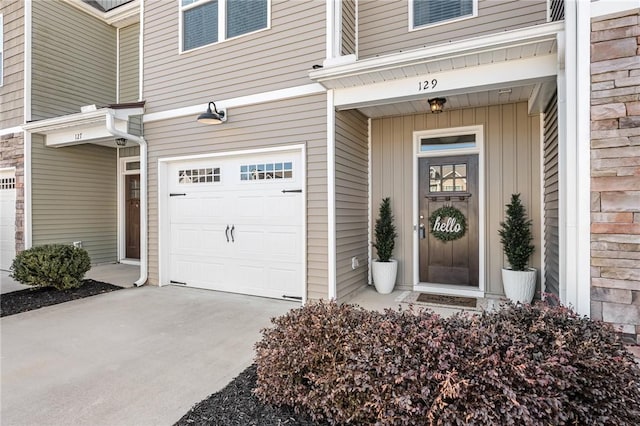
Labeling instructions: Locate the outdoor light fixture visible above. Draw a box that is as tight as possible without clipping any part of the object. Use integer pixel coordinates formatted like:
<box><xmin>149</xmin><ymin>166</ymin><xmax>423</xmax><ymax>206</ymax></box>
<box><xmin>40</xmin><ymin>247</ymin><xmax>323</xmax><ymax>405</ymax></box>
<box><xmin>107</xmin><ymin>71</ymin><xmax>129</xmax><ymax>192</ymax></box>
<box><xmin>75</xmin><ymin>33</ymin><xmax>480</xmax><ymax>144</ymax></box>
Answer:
<box><xmin>197</xmin><ymin>101</ymin><xmax>227</xmax><ymax>124</ymax></box>
<box><xmin>115</xmin><ymin>138</ymin><xmax>128</xmax><ymax>147</ymax></box>
<box><xmin>428</xmin><ymin>97</ymin><xmax>446</xmax><ymax>114</ymax></box>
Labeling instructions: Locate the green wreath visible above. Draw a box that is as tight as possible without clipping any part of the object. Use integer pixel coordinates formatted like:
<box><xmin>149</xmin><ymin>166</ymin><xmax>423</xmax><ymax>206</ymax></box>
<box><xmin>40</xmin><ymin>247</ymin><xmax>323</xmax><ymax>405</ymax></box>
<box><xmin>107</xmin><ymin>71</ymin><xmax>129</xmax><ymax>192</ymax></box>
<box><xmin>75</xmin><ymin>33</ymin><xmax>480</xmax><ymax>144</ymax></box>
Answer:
<box><xmin>429</xmin><ymin>206</ymin><xmax>467</xmax><ymax>242</ymax></box>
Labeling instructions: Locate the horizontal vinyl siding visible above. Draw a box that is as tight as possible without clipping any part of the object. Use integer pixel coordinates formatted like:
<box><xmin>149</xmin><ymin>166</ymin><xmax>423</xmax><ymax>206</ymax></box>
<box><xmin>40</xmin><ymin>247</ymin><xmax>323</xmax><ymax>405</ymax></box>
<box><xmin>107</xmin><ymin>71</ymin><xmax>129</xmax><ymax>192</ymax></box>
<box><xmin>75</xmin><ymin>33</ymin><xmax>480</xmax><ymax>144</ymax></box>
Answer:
<box><xmin>341</xmin><ymin>0</ymin><xmax>356</xmax><ymax>56</ymax></box>
<box><xmin>543</xmin><ymin>94</ymin><xmax>559</xmax><ymax>297</ymax></box>
<box><xmin>144</xmin><ymin>93</ymin><xmax>328</xmax><ymax>299</ymax></box>
<box><xmin>119</xmin><ymin>146</ymin><xmax>140</xmax><ymax>158</ymax></box>
<box><xmin>371</xmin><ymin>103</ymin><xmax>542</xmax><ymax>295</ymax></box>
<box><xmin>0</xmin><ymin>0</ymin><xmax>24</xmax><ymax>129</ymax></box>
<box><xmin>358</xmin><ymin>0</ymin><xmax>547</xmax><ymax>59</ymax></box>
<box><xmin>335</xmin><ymin>109</ymin><xmax>369</xmax><ymax>301</ymax></box>
<box><xmin>31</xmin><ymin>0</ymin><xmax>116</xmax><ymax>120</ymax></box>
<box><xmin>143</xmin><ymin>0</ymin><xmax>325</xmax><ymax>113</ymax></box>
<box><xmin>119</xmin><ymin>23</ymin><xmax>139</xmax><ymax>103</ymax></box>
<box><xmin>31</xmin><ymin>135</ymin><xmax>117</xmax><ymax>264</ymax></box>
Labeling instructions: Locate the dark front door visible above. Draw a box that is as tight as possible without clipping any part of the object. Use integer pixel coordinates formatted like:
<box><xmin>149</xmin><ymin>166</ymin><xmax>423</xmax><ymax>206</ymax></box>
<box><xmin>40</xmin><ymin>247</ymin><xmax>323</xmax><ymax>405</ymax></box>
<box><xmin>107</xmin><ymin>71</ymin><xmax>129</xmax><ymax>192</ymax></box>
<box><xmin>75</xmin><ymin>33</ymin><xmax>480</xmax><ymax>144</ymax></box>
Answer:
<box><xmin>125</xmin><ymin>174</ymin><xmax>140</xmax><ymax>260</ymax></box>
<box><xmin>419</xmin><ymin>155</ymin><xmax>479</xmax><ymax>286</ymax></box>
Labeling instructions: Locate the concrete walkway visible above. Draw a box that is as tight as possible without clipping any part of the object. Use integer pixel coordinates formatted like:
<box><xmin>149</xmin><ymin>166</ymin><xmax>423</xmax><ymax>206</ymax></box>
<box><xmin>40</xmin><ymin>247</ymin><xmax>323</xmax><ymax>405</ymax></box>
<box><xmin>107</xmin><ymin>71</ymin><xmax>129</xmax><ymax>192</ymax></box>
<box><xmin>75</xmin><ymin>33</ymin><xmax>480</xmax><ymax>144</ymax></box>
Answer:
<box><xmin>1</xmin><ymin>285</ymin><xmax>296</xmax><ymax>426</ymax></box>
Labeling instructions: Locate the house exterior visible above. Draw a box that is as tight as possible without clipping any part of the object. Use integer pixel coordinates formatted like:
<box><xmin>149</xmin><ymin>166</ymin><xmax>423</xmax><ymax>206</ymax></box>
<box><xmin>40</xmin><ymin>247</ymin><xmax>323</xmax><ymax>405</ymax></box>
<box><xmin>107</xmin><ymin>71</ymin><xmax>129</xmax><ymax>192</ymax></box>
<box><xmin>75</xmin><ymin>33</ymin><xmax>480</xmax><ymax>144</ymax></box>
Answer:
<box><xmin>0</xmin><ymin>0</ymin><xmax>638</xmax><ymax>343</ymax></box>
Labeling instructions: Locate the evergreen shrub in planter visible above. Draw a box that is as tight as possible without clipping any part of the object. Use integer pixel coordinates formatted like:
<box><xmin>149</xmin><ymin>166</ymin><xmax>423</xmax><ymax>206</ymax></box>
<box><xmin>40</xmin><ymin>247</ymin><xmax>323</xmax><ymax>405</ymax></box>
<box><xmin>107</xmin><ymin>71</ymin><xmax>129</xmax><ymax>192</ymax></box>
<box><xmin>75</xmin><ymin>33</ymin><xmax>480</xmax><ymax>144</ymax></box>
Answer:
<box><xmin>499</xmin><ymin>193</ymin><xmax>537</xmax><ymax>303</ymax></box>
<box><xmin>371</xmin><ymin>197</ymin><xmax>398</xmax><ymax>294</ymax></box>
<box><xmin>10</xmin><ymin>244</ymin><xmax>91</xmax><ymax>290</ymax></box>
<box><xmin>254</xmin><ymin>301</ymin><xmax>640</xmax><ymax>425</ymax></box>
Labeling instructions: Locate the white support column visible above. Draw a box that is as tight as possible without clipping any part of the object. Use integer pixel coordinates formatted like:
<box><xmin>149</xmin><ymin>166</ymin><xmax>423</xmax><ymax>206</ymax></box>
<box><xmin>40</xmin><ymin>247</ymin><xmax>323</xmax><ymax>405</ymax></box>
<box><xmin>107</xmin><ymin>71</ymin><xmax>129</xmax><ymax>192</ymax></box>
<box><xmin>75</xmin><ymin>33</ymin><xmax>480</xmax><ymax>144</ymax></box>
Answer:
<box><xmin>560</xmin><ymin>0</ymin><xmax>591</xmax><ymax>316</ymax></box>
<box><xmin>327</xmin><ymin>90</ymin><xmax>337</xmax><ymax>299</ymax></box>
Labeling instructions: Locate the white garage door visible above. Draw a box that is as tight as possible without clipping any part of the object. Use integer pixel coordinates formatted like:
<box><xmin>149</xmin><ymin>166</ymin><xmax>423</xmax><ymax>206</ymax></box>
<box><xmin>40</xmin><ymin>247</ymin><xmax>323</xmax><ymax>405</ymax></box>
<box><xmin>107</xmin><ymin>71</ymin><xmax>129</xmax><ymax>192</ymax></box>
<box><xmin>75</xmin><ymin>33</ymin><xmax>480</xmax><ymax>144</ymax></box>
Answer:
<box><xmin>167</xmin><ymin>150</ymin><xmax>304</xmax><ymax>300</ymax></box>
<box><xmin>0</xmin><ymin>170</ymin><xmax>17</xmax><ymax>271</ymax></box>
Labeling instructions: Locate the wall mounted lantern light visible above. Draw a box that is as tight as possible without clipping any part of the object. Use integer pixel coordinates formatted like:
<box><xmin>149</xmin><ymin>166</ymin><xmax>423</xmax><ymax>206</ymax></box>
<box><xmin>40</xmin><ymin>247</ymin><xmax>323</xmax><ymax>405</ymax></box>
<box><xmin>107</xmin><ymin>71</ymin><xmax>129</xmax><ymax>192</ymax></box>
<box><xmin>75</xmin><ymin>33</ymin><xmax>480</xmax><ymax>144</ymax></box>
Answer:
<box><xmin>115</xmin><ymin>138</ymin><xmax>128</xmax><ymax>147</ymax></box>
<box><xmin>428</xmin><ymin>97</ymin><xmax>446</xmax><ymax>114</ymax></box>
<box><xmin>197</xmin><ymin>101</ymin><xmax>227</xmax><ymax>124</ymax></box>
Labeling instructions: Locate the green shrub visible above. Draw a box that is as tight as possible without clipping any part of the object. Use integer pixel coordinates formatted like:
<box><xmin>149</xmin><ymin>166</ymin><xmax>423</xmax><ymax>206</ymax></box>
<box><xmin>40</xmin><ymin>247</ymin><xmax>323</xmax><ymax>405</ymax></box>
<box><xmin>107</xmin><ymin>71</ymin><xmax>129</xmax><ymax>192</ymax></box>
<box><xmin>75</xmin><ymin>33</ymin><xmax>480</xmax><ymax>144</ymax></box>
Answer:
<box><xmin>10</xmin><ymin>244</ymin><xmax>91</xmax><ymax>290</ymax></box>
<box><xmin>254</xmin><ymin>301</ymin><xmax>640</xmax><ymax>425</ymax></box>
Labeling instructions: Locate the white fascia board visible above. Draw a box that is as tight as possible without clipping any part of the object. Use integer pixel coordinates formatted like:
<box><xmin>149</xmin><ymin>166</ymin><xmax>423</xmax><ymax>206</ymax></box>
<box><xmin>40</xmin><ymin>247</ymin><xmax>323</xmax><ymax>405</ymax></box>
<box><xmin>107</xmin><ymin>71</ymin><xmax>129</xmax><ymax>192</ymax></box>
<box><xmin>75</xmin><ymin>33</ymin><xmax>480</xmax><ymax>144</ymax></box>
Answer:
<box><xmin>334</xmin><ymin>54</ymin><xmax>557</xmax><ymax>109</ymax></box>
<box><xmin>310</xmin><ymin>21</ymin><xmax>564</xmax><ymax>82</ymax></box>
<box><xmin>143</xmin><ymin>83</ymin><xmax>326</xmax><ymax>123</ymax></box>
<box><xmin>0</xmin><ymin>126</ymin><xmax>24</xmax><ymax>136</ymax></box>
<box><xmin>591</xmin><ymin>0</ymin><xmax>639</xmax><ymax>18</ymax></box>
<box><xmin>22</xmin><ymin>107</ymin><xmax>144</xmax><ymax>133</ymax></box>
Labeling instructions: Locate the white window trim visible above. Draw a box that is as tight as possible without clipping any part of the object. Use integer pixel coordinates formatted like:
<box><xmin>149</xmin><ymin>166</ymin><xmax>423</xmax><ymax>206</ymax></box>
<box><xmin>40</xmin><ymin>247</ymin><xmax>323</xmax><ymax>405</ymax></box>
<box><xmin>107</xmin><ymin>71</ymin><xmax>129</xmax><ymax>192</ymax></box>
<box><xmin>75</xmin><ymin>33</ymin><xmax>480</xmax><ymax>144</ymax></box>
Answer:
<box><xmin>178</xmin><ymin>0</ymin><xmax>271</xmax><ymax>54</ymax></box>
<box><xmin>412</xmin><ymin>125</ymin><xmax>485</xmax><ymax>299</ymax></box>
<box><xmin>408</xmin><ymin>0</ymin><xmax>478</xmax><ymax>32</ymax></box>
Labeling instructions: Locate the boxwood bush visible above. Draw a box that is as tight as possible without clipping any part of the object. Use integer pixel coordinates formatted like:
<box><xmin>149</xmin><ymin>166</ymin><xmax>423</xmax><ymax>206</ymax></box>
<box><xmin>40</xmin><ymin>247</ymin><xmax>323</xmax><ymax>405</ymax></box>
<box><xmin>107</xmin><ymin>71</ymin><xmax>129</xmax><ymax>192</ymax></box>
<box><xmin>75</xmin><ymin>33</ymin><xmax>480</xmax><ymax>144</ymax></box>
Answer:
<box><xmin>254</xmin><ymin>301</ymin><xmax>640</xmax><ymax>425</ymax></box>
<box><xmin>10</xmin><ymin>244</ymin><xmax>91</xmax><ymax>290</ymax></box>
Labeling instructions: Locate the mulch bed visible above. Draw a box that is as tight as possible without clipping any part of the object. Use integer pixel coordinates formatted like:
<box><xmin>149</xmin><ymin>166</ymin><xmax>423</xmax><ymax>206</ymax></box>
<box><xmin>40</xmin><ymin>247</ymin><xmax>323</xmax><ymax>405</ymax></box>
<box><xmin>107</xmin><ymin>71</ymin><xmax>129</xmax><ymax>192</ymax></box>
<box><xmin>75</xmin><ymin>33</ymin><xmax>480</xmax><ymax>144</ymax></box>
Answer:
<box><xmin>0</xmin><ymin>279</ymin><xmax>123</xmax><ymax>317</ymax></box>
<box><xmin>175</xmin><ymin>364</ymin><xmax>329</xmax><ymax>426</ymax></box>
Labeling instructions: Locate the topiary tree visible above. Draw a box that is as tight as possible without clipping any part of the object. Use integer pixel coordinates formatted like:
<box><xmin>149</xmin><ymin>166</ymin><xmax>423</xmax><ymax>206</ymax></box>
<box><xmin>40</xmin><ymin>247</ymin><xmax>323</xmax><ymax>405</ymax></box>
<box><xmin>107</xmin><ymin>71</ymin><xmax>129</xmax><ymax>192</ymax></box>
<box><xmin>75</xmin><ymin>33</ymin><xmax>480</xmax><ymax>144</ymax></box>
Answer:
<box><xmin>373</xmin><ymin>197</ymin><xmax>397</xmax><ymax>262</ymax></box>
<box><xmin>498</xmin><ymin>193</ymin><xmax>535</xmax><ymax>271</ymax></box>
<box><xmin>10</xmin><ymin>244</ymin><xmax>91</xmax><ymax>290</ymax></box>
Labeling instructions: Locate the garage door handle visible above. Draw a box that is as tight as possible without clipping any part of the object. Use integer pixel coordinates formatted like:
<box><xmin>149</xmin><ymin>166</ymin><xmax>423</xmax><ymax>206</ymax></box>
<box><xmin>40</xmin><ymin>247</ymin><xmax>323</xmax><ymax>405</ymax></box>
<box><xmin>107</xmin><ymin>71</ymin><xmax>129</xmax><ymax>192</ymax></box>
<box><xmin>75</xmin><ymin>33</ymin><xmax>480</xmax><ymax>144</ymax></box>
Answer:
<box><xmin>230</xmin><ymin>225</ymin><xmax>235</xmax><ymax>243</ymax></box>
<box><xmin>225</xmin><ymin>225</ymin><xmax>230</xmax><ymax>242</ymax></box>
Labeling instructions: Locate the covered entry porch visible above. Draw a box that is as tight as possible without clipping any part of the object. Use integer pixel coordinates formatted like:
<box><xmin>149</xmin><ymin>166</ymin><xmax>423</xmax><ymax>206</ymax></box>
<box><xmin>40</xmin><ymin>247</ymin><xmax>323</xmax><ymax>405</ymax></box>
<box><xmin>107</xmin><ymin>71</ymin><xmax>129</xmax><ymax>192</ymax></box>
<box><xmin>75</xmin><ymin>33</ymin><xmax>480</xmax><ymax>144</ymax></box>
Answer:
<box><xmin>312</xmin><ymin>22</ymin><xmax>580</xmax><ymax>306</ymax></box>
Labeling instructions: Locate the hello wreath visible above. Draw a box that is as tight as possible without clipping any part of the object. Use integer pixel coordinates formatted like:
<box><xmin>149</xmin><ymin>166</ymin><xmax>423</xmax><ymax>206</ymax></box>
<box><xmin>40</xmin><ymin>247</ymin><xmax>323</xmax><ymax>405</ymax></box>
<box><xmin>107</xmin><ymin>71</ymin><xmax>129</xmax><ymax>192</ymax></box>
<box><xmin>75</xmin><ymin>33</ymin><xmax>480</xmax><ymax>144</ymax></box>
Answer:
<box><xmin>429</xmin><ymin>205</ymin><xmax>467</xmax><ymax>242</ymax></box>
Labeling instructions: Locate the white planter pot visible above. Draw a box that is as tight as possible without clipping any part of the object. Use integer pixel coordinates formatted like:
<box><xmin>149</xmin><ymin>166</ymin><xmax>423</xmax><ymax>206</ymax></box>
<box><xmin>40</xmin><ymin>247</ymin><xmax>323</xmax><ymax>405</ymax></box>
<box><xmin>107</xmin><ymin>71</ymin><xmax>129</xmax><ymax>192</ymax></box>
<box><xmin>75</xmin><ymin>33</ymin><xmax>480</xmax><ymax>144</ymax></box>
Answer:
<box><xmin>371</xmin><ymin>259</ymin><xmax>398</xmax><ymax>294</ymax></box>
<box><xmin>501</xmin><ymin>268</ymin><xmax>537</xmax><ymax>304</ymax></box>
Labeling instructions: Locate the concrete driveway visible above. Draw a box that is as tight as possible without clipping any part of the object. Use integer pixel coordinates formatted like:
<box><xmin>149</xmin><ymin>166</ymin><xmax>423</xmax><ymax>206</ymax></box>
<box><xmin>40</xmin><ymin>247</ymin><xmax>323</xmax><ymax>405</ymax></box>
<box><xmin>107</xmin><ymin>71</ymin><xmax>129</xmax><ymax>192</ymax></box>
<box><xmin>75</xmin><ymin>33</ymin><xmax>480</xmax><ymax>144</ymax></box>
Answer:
<box><xmin>1</xmin><ymin>285</ymin><xmax>296</xmax><ymax>426</ymax></box>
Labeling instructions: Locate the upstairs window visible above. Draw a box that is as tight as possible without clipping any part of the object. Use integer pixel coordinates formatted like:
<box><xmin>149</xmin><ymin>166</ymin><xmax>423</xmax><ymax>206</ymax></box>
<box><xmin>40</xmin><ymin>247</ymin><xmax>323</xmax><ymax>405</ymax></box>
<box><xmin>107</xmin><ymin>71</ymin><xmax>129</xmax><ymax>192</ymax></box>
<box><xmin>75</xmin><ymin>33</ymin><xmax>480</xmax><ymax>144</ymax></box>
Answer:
<box><xmin>411</xmin><ymin>0</ymin><xmax>475</xmax><ymax>30</ymax></box>
<box><xmin>181</xmin><ymin>0</ymin><xmax>269</xmax><ymax>52</ymax></box>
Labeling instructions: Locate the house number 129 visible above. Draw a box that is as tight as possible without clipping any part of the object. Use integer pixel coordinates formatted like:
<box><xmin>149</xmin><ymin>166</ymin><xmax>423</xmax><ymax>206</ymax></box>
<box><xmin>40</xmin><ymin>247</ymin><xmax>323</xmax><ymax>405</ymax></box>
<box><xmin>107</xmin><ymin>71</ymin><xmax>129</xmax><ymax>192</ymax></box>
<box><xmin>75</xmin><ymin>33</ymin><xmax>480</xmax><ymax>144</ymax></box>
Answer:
<box><xmin>418</xmin><ymin>79</ymin><xmax>438</xmax><ymax>91</ymax></box>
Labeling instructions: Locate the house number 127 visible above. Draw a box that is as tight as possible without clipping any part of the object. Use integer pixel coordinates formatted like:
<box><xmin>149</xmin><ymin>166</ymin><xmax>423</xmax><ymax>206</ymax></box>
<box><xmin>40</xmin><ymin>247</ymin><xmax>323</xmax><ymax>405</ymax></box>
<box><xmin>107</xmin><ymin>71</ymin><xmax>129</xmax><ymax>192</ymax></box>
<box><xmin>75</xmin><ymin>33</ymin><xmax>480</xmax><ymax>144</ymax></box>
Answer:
<box><xmin>418</xmin><ymin>79</ymin><xmax>438</xmax><ymax>91</ymax></box>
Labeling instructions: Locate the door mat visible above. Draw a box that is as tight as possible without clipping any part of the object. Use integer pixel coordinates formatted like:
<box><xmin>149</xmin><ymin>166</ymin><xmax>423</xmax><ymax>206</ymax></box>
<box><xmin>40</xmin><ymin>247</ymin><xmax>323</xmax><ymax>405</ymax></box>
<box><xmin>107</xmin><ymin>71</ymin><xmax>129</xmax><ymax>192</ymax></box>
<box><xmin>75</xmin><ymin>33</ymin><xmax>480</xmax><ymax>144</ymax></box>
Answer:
<box><xmin>416</xmin><ymin>293</ymin><xmax>477</xmax><ymax>308</ymax></box>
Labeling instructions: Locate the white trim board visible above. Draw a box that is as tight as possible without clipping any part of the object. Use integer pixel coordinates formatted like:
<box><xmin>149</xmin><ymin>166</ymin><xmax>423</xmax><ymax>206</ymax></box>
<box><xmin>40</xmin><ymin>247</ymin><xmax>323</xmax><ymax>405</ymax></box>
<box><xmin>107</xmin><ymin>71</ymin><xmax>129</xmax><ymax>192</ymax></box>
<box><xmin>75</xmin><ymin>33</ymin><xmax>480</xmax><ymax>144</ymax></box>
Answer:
<box><xmin>143</xmin><ymin>84</ymin><xmax>325</xmax><ymax>123</ymax></box>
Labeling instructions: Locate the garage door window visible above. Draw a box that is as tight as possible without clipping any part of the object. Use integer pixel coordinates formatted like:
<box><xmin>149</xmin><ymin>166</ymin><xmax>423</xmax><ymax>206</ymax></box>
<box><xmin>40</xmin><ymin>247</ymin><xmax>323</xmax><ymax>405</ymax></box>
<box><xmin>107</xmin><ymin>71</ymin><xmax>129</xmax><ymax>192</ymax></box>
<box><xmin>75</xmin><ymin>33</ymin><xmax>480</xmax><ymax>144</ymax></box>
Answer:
<box><xmin>179</xmin><ymin>167</ymin><xmax>220</xmax><ymax>184</ymax></box>
<box><xmin>240</xmin><ymin>162</ymin><xmax>292</xmax><ymax>181</ymax></box>
<box><xmin>0</xmin><ymin>177</ymin><xmax>15</xmax><ymax>189</ymax></box>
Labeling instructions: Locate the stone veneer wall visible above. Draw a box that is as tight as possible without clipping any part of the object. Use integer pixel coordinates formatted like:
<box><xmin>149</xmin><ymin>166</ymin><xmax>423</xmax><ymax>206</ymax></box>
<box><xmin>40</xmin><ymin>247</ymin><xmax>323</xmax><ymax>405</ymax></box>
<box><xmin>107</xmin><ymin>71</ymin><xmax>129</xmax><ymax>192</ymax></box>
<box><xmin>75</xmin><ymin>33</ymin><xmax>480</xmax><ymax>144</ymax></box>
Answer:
<box><xmin>0</xmin><ymin>133</ymin><xmax>25</xmax><ymax>256</ymax></box>
<box><xmin>590</xmin><ymin>9</ymin><xmax>640</xmax><ymax>344</ymax></box>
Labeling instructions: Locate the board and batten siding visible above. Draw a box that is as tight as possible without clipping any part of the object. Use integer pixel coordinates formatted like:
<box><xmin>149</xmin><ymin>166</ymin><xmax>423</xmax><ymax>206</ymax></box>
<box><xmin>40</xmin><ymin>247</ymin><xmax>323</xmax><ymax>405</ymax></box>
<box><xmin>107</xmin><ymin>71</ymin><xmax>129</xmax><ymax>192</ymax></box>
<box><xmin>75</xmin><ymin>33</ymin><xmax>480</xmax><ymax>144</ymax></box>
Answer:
<box><xmin>143</xmin><ymin>0</ymin><xmax>325</xmax><ymax>114</ymax></box>
<box><xmin>335</xmin><ymin>109</ymin><xmax>369</xmax><ymax>301</ymax></box>
<box><xmin>371</xmin><ymin>102</ymin><xmax>542</xmax><ymax>296</ymax></box>
<box><xmin>31</xmin><ymin>135</ymin><xmax>117</xmax><ymax>264</ymax></box>
<box><xmin>358</xmin><ymin>0</ymin><xmax>548</xmax><ymax>60</ymax></box>
<box><xmin>119</xmin><ymin>23</ymin><xmax>140</xmax><ymax>103</ymax></box>
<box><xmin>31</xmin><ymin>0</ymin><xmax>116</xmax><ymax>121</ymax></box>
<box><xmin>543</xmin><ymin>93</ymin><xmax>559</xmax><ymax>298</ymax></box>
<box><xmin>341</xmin><ymin>0</ymin><xmax>356</xmax><ymax>56</ymax></box>
<box><xmin>0</xmin><ymin>0</ymin><xmax>24</xmax><ymax>129</ymax></box>
<box><xmin>144</xmin><ymin>93</ymin><xmax>328</xmax><ymax>299</ymax></box>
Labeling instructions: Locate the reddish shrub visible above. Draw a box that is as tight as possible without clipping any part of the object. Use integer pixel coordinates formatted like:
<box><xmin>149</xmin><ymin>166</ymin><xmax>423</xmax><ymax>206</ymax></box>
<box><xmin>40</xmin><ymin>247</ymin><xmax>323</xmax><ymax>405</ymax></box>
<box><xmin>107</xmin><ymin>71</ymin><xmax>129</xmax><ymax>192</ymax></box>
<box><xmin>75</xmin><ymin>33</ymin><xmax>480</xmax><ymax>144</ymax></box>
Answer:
<box><xmin>254</xmin><ymin>301</ymin><xmax>640</xmax><ymax>425</ymax></box>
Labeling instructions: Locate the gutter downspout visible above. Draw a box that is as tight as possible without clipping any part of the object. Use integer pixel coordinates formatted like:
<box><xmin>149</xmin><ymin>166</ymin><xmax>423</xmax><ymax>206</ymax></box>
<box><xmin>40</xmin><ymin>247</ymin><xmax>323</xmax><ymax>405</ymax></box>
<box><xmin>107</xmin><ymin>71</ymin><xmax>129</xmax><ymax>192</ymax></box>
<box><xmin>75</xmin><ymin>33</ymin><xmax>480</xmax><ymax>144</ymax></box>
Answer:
<box><xmin>106</xmin><ymin>111</ymin><xmax>148</xmax><ymax>287</ymax></box>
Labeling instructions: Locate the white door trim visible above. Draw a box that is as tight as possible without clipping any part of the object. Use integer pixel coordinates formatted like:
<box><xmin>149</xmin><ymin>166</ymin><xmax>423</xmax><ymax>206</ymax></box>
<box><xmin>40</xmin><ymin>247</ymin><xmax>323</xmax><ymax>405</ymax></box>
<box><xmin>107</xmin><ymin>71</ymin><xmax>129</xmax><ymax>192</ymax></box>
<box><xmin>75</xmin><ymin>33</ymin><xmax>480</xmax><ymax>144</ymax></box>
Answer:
<box><xmin>412</xmin><ymin>125</ymin><xmax>485</xmax><ymax>297</ymax></box>
<box><xmin>118</xmin><ymin>155</ymin><xmax>141</xmax><ymax>265</ymax></box>
<box><xmin>158</xmin><ymin>144</ymin><xmax>307</xmax><ymax>303</ymax></box>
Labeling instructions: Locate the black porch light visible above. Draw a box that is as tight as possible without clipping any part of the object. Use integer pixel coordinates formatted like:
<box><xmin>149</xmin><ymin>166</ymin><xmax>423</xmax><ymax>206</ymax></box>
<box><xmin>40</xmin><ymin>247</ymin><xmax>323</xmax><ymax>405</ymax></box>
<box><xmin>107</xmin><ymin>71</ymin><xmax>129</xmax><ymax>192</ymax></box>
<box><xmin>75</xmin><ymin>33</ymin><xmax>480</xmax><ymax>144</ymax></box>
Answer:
<box><xmin>428</xmin><ymin>97</ymin><xmax>446</xmax><ymax>114</ymax></box>
<box><xmin>197</xmin><ymin>101</ymin><xmax>227</xmax><ymax>124</ymax></box>
<box><xmin>115</xmin><ymin>138</ymin><xmax>128</xmax><ymax>147</ymax></box>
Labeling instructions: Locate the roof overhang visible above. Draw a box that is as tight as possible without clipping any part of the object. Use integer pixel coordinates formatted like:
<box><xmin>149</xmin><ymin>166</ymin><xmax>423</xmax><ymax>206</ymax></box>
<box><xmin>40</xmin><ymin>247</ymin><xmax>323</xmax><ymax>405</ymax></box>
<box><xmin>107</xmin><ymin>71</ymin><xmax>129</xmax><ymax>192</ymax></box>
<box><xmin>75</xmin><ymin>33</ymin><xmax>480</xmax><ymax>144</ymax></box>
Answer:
<box><xmin>23</xmin><ymin>104</ymin><xmax>144</xmax><ymax>147</ymax></box>
<box><xmin>64</xmin><ymin>0</ymin><xmax>140</xmax><ymax>28</ymax></box>
<box><xmin>310</xmin><ymin>21</ymin><xmax>563</xmax><ymax>115</ymax></box>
